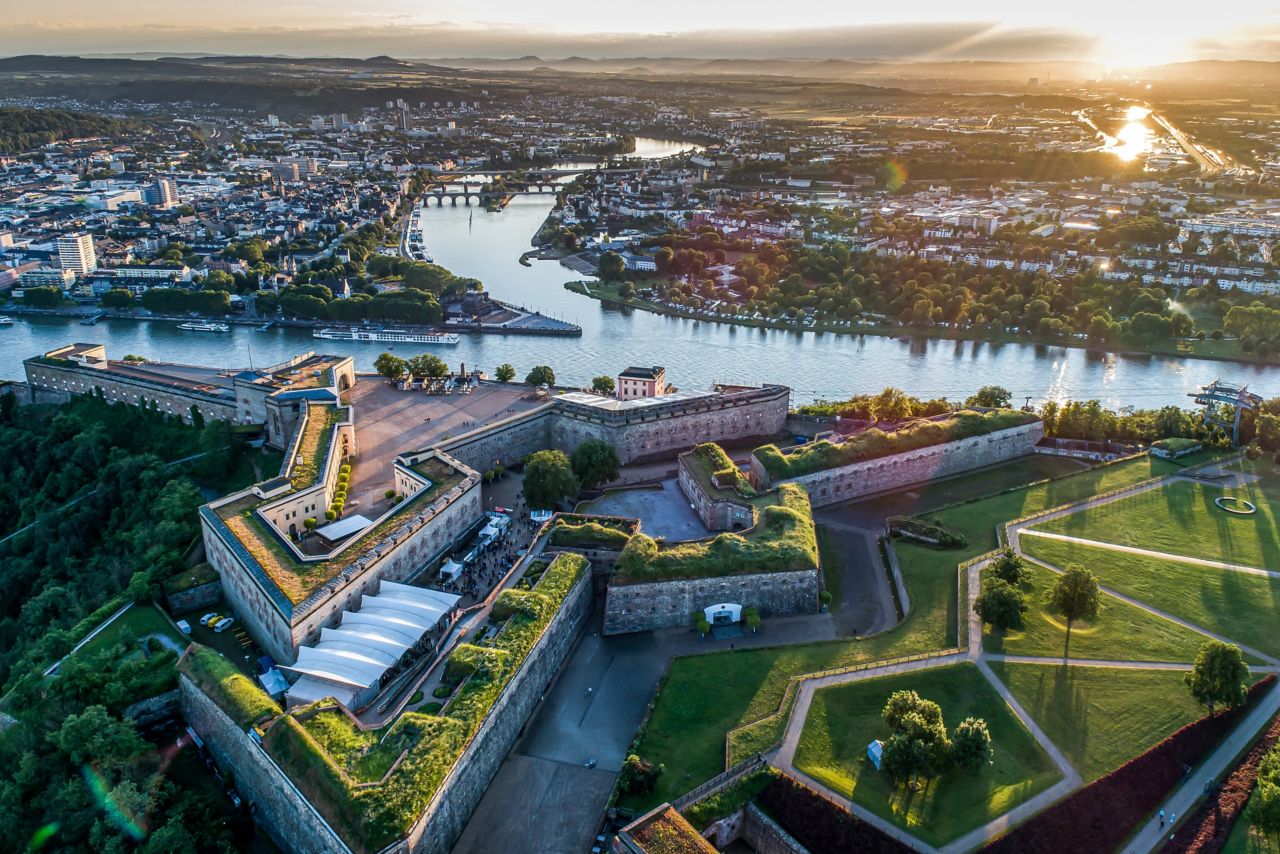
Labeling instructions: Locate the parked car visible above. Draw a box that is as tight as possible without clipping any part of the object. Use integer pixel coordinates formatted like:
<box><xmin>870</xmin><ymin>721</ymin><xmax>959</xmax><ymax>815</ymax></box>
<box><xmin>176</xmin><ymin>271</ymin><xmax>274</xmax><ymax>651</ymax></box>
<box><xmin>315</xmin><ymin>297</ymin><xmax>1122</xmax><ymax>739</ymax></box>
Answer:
<box><xmin>199</xmin><ymin>613</ymin><xmax>220</xmax><ymax>626</ymax></box>
<box><xmin>214</xmin><ymin>617</ymin><xmax>236</xmax><ymax>633</ymax></box>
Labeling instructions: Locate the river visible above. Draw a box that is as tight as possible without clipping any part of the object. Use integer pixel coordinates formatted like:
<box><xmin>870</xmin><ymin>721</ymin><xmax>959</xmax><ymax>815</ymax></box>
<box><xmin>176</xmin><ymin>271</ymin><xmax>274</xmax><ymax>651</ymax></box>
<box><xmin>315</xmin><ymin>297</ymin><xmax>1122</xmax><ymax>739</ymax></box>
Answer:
<box><xmin>0</xmin><ymin>137</ymin><xmax>1275</xmax><ymax>408</ymax></box>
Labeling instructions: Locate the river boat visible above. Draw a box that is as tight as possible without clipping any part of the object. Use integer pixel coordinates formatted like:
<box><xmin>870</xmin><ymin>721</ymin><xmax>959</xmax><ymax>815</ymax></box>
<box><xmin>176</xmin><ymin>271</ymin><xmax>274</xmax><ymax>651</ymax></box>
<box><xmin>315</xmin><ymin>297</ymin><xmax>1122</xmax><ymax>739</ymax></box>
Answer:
<box><xmin>178</xmin><ymin>321</ymin><xmax>231</xmax><ymax>333</ymax></box>
<box><xmin>312</xmin><ymin>327</ymin><xmax>460</xmax><ymax>345</ymax></box>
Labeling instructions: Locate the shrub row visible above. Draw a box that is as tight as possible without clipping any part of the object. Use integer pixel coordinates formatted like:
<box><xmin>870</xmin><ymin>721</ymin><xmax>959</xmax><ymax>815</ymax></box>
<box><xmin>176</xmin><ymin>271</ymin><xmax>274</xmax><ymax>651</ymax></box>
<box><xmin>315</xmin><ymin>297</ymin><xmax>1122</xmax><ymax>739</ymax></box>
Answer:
<box><xmin>1159</xmin><ymin>712</ymin><xmax>1280</xmax><ymax>854</ymax></box>
<box><xmin>887</xmin><ymin>515</ymin><xmax>968</xmax><ymax>549</ymax></box>
<box><xmin>756</xmin><ymin>771</ymin><xmax>914</xmax><ymax>853</ymax></box>
<box><xmin>754</xmin><ymin>409</ymin><xmax>1038</xmax><ymax>480</ymax></box>
<box><xmin>178</xmin><ymin>644</ymin><xmax>281</xmax><ymax>728</ymax></box>
<box><xmin>548</xmin><ymin>519</ymin><xmax>633</xmax><ymax>550</ymax></box>
<box><xmin>986</xmin><ymin>674</ymin><xmax>1277</xmax><ymax>854</ymax></box>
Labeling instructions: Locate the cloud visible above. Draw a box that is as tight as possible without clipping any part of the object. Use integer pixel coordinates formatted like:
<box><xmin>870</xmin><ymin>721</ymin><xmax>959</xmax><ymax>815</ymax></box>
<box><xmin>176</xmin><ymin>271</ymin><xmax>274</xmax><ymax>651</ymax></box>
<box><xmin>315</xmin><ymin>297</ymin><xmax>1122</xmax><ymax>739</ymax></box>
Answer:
<box><xmin>1</xmin><ymin>21</ymin><xmax>1099</xmax><ymax>61</ymax></box>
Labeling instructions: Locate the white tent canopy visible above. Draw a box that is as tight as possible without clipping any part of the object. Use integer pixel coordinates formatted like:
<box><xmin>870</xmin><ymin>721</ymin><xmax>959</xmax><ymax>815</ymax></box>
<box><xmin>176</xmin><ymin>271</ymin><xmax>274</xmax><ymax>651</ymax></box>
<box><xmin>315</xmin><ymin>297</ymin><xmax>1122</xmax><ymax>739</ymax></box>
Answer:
<box><xmin>283</xmin><ymin>581</ymin><xmax>461</xmax><ymax>710</ymax></box>
<box><xmin>439</xmin><ymin>559</ymin><xmax>465</xmax><ymax>581</ymax></box>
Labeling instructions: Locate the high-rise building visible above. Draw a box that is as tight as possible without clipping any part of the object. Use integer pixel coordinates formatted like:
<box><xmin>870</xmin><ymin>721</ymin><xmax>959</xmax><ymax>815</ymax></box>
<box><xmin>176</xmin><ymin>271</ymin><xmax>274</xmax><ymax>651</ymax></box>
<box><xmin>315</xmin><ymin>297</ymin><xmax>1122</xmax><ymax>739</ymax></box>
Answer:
<box><xmin>267</xmin><ymin>114</ymin><xmax>280</xmax><ymax>128</ymax></box>
<box><xmin>310</xmin><ymin>117</ymin><xmax>326</xmax><ymax>131</ymax></box>
<box><xmin>145</xmin><ymin>178</ymin><xmax>179</xmax><ymax>209</ymax></box>
<box><xmin>397</xmin><ymin>108</ymin><xmax>411</xmax><ymax>132</ymax></box>
<box><xmin>57</xmin><ymin>233</ymin><xmax>97</xmax><ymax>276</ymax></box>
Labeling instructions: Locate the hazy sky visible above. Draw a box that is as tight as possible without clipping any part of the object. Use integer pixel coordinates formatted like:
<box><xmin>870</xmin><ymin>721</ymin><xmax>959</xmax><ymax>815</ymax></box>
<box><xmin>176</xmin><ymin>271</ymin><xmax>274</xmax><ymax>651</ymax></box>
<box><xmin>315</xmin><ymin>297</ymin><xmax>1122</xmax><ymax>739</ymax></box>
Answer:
<box><xmin>5</xmin><ymin>2</ymin><xmax>1280</xmax><ymax>64</ymax></box>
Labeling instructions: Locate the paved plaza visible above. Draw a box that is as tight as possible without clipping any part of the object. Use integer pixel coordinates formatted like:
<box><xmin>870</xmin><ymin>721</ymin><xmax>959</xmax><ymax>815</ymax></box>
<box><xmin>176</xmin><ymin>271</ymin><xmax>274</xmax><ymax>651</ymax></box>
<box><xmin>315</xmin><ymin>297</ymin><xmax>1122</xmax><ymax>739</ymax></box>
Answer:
<box><xmin>577</xmin><ymin>479</ymin><xmax>709</xmax><ymax>541</ymax></box>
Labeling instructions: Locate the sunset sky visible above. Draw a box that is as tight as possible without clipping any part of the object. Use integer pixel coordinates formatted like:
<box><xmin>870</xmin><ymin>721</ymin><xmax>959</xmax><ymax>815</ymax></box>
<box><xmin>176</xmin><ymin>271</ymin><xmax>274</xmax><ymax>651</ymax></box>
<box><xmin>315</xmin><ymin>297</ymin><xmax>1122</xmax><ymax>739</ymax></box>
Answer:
<box><xmin>4</xmin><ymin>1</ymin><xmax>1280</xmax><ymax>64</ymax></box>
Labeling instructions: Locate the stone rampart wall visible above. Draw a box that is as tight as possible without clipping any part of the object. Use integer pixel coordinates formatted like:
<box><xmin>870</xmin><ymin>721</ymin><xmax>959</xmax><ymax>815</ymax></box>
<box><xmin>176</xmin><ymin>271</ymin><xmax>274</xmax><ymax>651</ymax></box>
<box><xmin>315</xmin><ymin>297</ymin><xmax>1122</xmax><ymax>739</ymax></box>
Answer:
<box><xmin>395</xmin><ymin>563</ymin><xmax>593</xmax><ymax>853</ymax></box>
<box><xmin>179</xmin><ymin>676</ymin><xmax>351</xmax><ymax>854</ymax></box>
<box><xmin>25</xmin><ymin>360</ymin><xmax>236</xmax><ymax>425</ymax></box>
<box><xmin>603</xmin><ymin>569</ymin><xmax>817</xmax><ymax>635</ymax></box>
<box><xmin>753</xmin><ymin>422</ymin><xmax>1043</xmax><ymax>508</ymax></box>
<box><xmin>676</xmin><ymin>454</ymin><xmax>754</xmax><ymax>531</ymax></box>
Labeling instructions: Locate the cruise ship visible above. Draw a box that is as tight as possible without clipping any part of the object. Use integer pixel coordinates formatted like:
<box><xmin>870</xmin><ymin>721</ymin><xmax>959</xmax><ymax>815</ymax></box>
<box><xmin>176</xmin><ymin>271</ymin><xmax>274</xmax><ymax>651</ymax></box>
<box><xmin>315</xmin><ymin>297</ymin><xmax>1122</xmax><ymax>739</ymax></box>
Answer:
<box><xmin>312</xmin><ymin>327</ymin><xmax>460</xmax><ymax>345</ymax></box>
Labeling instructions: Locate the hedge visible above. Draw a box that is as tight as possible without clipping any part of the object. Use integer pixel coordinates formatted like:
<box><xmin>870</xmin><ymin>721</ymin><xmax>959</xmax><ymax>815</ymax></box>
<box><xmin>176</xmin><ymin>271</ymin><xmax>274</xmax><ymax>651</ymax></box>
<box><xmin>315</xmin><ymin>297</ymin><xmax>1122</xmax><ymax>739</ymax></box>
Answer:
<box><xmin>986</xmin><ymin>674</ymin><xmax>1277</xmax><ymax>854</ymax></box>
<box><xmin>613</xmin><ymin>483</ymin><xmax>817</xmax><ymax>583</ymax></box>
<box><xmin>685</xmin><ymin>442</ymin><xmax>755</xmax><ymax>498</ymax></box>
<box><xmin>1159</xmin><ymin>712</ymin><xmax>1280</xmax><ymax>854</ymax></box>
<box><xmin>757</xmin><ymin>771</ymin><xmax>913</xmax><ymax>853</ymax></box>
<box><xmin>178</xmin><ymin>644</ymin><xmax>280</xmax><ymax>728</ymax></box>
<box><xmin>548</xmin><ymin>519</ymin><xmax>633</xmax><ymax>550</ymax></box>
<box><xmin>754</xmin><ymin>409</ymin><xmax>1039</xmax><ymax>480</ymax></box>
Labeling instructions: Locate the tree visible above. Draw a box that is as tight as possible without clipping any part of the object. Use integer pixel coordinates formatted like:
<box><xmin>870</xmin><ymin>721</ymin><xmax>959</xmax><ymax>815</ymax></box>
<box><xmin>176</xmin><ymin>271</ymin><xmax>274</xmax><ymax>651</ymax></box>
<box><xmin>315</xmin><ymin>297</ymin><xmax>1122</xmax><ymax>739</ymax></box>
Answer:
<box><xmin>100</xmin><ymin>289</ymin><xmax>134</xmax><ymax>309</ymax></box>
<box><xmin>1049</xmin><ymin>563</ymin><xmax>1100</xmax><ymax>649</ymax></box>
<box><xmin>591</xmin><ymin>375</ymin><xmax>616</xmax><ymax>396</ymax></box>
<box><xmin>951</xmin><ymin>717</ymin><xmax>994</xmax><ymax>772</ymax></box>
<box><xmin>598</xmin><ymin>250</ymin><xmax>626</xmax><ymax>281</ymax></box>
<box><xmin>880</xmin><ymin>692</ymin><xmax>952</xmax><ymax>789</ymax></box>
<box><xmin>870</xmin><ymin>387</ymin><xmax>914</xmax><ymax>421</ymax></box>
<box><xmin>618</xmin><ymin>754</ymin><xmax>664</xmax><ymax>795</ymax></box>
<box><xmin>526</xmin><ymin>365</ymin><xmax>556</xmax><ymax>386</ymax></box>
<box><xmin>989</xmin><ymin>548</ymin><xmax>1029</xmax><ymax>586</ymax></box>
<box><xmin>407</xmin><ymin>353</ymin><xmax>448</xmax><ymax>378</ymax></box>
<box><xmin>495</xmin><ymin>363</ymin><xmax>516</xmax><ymax>383</ymax></box>
<box><xmin>570</xmin><ymin>438</ymin><xmax>620</xmax><ymax>489</ymax></box>
<box><xmin>966</xmin><ymin>386</ymin><xmax>1013</xmax><ymax>409</ymax></box>
<box><xmin>22</xmin><ymin>285</ymin><xmax>65</xmax><ymax>308</ymax></box>
<box><xmin>523</xmin><ymin>449</ymin><xmax>579</xmax><ymax>509</ymax></box>
<box><xmin>50</xmin><ymin>705</ymin><xmax>147</xmax><ymax>770</ymax></box>
<box><xmin>974</xmin><ymin>578</ymin><xmax>1027</xmax><ymax>631</ymax></box>
<box><xmin>1185</xmin><ymin>640</ymin><xmax>1250</xmax><ymax>714</ymax></box>
<box><xmin>374</xmin><ymin>352</ymin><xmax>407</xmax><ymax>381</ymax></box>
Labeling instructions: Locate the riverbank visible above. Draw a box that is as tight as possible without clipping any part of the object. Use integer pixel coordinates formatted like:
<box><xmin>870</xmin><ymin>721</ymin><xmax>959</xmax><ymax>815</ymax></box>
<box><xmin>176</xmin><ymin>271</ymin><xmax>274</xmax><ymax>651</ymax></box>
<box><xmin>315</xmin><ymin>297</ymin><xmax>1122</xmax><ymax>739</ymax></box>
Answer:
<box><xmin>3</xmin><ymin>301</ymin><xmax>582</xmax><ymax>338</ymax></box>
<box><xmin>562</xmin><ymin>280</ymin><xmax>1280</xmax><ymax>369</ymax></box>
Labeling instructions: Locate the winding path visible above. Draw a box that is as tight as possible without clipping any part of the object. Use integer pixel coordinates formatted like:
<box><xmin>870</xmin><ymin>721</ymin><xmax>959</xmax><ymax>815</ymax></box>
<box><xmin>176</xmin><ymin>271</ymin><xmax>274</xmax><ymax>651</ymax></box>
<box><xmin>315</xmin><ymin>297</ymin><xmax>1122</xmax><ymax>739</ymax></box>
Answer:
<box><xmin>762</xmin><ymin>466</ymin><xmax>1280</xmax><ymax>853</ymax></box>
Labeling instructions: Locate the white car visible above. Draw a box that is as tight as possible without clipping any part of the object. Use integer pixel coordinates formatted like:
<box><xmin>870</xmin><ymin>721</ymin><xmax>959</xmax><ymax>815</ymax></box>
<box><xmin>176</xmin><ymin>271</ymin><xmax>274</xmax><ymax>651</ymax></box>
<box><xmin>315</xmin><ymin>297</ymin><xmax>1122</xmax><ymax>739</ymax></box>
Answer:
<box><xmin>199</xmin><ymin>613</ymin><xmax>220</xmax><ymax>627</ymax></box>
<box><xmin>214</xmin><ymin>617</ymin><xmax>236</xmax><ymax>633</ymax></box>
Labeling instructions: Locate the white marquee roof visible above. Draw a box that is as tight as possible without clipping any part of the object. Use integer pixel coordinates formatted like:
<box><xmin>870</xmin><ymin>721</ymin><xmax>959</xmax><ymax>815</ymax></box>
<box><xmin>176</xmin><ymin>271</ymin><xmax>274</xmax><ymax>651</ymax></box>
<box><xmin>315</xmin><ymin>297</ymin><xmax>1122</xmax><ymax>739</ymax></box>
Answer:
<box><xmin>282</xmin><ymin>582</ymin><xmax>461</xmax><ymax>698</ymax></box>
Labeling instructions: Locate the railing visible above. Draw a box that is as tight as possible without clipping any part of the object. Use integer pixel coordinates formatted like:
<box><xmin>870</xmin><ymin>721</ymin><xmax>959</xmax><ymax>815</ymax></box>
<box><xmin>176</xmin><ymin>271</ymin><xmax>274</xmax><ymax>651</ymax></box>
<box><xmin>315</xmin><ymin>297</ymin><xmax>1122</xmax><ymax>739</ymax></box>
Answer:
<box><xmin>672</xmin><ymin>753</ymin><xmax>768</xmax><ymax>812</ymax></box>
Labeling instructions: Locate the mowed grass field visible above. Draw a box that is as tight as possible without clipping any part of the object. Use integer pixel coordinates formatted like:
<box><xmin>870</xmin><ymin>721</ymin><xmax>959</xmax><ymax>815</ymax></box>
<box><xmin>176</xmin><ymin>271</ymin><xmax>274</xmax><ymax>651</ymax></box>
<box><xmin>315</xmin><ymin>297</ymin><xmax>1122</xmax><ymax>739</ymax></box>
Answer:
<box><xmin>986</xmin><ymin>662</ymin><xmax>1208</xmax><ymax>782</ymax></box>
<box><xmin>1022</xmin><ymin>537</ymin><xmax>1280</xmax><ymax>659</ymax></box>
<box><xmin>621</xmin><ymin>454</ymin><xmax>1192</xmax><ymax>812</ymax></box>
<box><xmin>982</xmin><ymin>560</ymin><xmax>1210</xmax><ymax>663</ymax></box>
<box><xmin>1035</xmin><ymin>466</ymin><xmax>1280</xmax><ymax>570</ymax></box>
<box><xmin>793</xmin><ymin>663</ymin><xmax>1060</xmax><ymax>846</ymax></box>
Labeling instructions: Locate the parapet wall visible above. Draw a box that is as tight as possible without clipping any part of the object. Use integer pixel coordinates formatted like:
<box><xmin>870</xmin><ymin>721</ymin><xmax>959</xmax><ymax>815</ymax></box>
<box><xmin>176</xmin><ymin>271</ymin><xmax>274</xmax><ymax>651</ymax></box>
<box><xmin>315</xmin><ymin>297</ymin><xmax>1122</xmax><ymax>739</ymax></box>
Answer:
<box><xmin>398</xmin><ymin>560</ymin><xmax>594</xmax><ymax>853</ymax></box>
<box><xmin>752</xmin><ymin>421</ymin><xmax>1043</xmax><ymax>508</ymax></box>
<box><xmin>677</xmin><ymin>454</ymin><xmax>754</xmax><ymax>532</ymax></box>
<box><xmin>24</xmin><ymin>358</ymin><xmax>236</xmax><ymax>426</ymax></box>
<box><xmin>179</xmin><ymin>675</ymin><xmax>350</xmax><ymax>854</ymax></box>
<box><xmin>603</xmin><ymin>568</ymin><xmax>817</xmax><ymax>635</ymax></box>
<box><xmin>181</xmin><ymin>561</ymin><xmax>593</xmax><ymax>854</ymax></box>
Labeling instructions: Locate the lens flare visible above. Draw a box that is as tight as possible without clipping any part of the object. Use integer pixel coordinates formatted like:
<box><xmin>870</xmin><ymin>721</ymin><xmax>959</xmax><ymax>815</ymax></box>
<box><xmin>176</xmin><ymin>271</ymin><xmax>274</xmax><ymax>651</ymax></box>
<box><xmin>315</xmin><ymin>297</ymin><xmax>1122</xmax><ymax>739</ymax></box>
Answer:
<box><xmin>82</xmin><ymin>765</ymin><xmax>147</xmax><ymax>841</ymax></box>
<box><xmin>881</xmin><ymin>161</ymin><xmax>907</xmax><ymax>192</ymax></box>
<box><xmin>27</xmin><ymin>823</ymin><xmax>59</xmax><ymax>850</ymax></box>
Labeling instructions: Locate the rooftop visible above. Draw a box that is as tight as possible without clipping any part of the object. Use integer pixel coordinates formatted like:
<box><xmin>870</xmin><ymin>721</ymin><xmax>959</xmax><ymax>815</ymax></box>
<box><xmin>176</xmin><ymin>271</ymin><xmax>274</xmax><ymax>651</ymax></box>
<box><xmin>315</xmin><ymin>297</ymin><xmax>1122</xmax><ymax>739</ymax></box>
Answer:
<box><xmin>558</xmin><ymin>387</ymin><xmax>714</xmax><ymax>412</ymax></box>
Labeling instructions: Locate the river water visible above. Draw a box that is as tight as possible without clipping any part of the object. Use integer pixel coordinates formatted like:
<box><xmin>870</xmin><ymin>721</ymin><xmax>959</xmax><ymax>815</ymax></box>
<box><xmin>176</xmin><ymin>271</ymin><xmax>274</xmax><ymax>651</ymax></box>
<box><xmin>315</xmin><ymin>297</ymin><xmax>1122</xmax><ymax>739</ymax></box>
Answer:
<box><xmin>1</xmin><ymin>138</ymin><xmax>1275</xmax><ymax>407</ymax></box>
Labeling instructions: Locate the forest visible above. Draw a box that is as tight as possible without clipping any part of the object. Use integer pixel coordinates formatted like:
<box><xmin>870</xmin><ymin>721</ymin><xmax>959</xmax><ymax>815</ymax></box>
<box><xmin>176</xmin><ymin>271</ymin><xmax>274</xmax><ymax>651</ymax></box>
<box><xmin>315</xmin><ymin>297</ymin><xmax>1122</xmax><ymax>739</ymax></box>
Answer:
<box><xmin>0</xmin><ymin>394</ymin><xmax>270</xmax><ymax>853</ymax></box>
<box><xmin>0</xmin><ymin>107</ymin><xmax>150</xmax><ymax>154</ymax></box>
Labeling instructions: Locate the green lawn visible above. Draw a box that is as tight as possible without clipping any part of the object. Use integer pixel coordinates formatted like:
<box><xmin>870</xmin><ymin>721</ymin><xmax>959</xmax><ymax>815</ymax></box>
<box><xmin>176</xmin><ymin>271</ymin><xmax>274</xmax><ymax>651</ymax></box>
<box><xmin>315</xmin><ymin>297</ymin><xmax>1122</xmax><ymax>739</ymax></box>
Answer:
<box><xmin>1035</xmin><ymin>471</ymin><xmax>1280</xmax><ymax>570</ymax></box>
<box><xmin>931</xmin><ymin>454</ymin><xmax>1187</xmax><ymax>553</ymax></box>
<box><xmin>1223</xmin><ymin>789</ymin><xmax>1280</xmax><ymax>854</ymax></box>
<box><xmin>74</xmin><ymin>603</ymin><xmax>187</xmax><ymax>658</ymax></box>
<box><xmin>851</xmin><ymin>455</ymin><xmax>1089</xmax><ymax>522</ymax></box>
<box><xmin>987</xmin><ymin>662</ymin><xmax>1208</xmax><ymax>781</ymax></box>
<box><xmin>621</xmin><ymin>455</ymin><xmax>1185</xmax><ymax>812</ymax></box>
<box><xmin>817</xmin><ymin>525</ymin><xmax>846</xmax><ymax>611</ymax></box>
<box><xmin>1022</xmin><ymin>537</ymin><xmax>1280</xmax><ymax>658</ymax></box>
<box><xmin>982</xmin><ymin>561</ymin><xmax>1210</xmax><ymax>662</ymax></box>
<box><xmin>793</xmin><ymin>663</ymin><xmax>1061</xmax><ymax>846</ymax></box>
